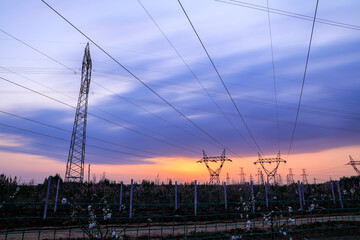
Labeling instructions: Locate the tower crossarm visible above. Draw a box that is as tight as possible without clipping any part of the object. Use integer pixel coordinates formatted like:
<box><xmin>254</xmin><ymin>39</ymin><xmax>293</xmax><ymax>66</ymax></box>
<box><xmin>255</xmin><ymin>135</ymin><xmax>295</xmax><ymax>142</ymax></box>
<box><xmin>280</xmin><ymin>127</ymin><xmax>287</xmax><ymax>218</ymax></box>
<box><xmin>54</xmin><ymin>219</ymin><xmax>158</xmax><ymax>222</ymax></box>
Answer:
<box><xmin>346</xmin><ymin>155</ymin><xmax>360</xmax><ymax>175</ymax></box>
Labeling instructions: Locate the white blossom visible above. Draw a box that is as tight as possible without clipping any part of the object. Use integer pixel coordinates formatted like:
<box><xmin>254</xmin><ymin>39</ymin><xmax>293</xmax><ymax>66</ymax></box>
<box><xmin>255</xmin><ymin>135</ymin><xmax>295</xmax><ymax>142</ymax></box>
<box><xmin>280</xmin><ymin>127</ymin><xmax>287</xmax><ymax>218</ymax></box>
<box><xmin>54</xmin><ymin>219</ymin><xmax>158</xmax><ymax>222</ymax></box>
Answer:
<box><xmin>89</xmin><ymin>222</ymin><xmax>96</xmax><ymax>229</ymax></box>
<box><xmin>61</xmin><ymin>198</ymin><xmax>67</xmax><ymax>204</ymax></box>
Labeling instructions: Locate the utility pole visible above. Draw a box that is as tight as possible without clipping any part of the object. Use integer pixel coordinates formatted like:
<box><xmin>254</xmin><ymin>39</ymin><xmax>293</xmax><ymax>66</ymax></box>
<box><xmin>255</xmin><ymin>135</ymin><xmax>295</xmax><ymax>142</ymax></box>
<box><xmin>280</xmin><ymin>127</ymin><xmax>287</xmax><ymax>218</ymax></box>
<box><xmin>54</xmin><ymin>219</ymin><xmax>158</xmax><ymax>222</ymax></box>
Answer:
<box><xmin>197</xmin><ymin>150</ymin><xmax>232</xmax><ymax>184</ymax></box>
<box><xmin>249</xmin><ymin>174</ymin><xmax>253</xmax><ymax>183</ymax></box>
<box><xmin>65</xmin><ymin>43</ymin><xmax>92</xmax><ymax>183</ymax></box>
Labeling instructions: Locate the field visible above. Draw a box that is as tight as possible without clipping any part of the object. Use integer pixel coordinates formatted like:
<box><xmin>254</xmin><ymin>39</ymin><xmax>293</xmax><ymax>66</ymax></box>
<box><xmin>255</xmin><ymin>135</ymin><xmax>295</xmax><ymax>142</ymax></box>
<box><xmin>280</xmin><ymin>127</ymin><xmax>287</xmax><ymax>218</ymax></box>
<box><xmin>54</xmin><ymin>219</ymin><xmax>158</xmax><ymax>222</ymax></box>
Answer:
<box><xmin>0</xmin><ymin>174</ymin><xmax>359</xmax><ymax>239</ymax></box>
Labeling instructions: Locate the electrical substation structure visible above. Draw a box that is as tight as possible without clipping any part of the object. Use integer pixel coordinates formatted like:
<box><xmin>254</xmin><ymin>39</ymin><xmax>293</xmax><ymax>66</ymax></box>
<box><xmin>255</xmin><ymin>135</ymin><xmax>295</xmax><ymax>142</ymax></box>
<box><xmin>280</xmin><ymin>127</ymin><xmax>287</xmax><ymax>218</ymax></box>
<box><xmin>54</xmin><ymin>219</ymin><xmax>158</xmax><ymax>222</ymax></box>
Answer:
<box><xmin>197</xmin><ymin>150</ymin><xmax>232</xmax><ymax>184</ymax></box>
<box><xmin>254</xmin><ymin>151</ymin><xmax>286</xmax><ymax>184</ymax></box>
<box><xmin>346</xmin><ymin>155</ymin><xmax>360</xmax><ymax>176</ymax></box>
<box><xmin>65</xmin><ymin>43</ymin><xmax>92</xmax><ymax>183</ymax></box>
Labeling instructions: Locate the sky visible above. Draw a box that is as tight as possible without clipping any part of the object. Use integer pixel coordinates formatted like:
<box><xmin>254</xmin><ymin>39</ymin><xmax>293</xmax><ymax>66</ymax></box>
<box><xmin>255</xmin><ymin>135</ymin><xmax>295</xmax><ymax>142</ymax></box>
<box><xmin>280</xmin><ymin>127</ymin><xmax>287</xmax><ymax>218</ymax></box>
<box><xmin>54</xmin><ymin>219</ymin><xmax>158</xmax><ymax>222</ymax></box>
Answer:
<box><xmin>0</xmin><ymin>0</ymin><xmax>359</xmax><ymax>184</ymax></box>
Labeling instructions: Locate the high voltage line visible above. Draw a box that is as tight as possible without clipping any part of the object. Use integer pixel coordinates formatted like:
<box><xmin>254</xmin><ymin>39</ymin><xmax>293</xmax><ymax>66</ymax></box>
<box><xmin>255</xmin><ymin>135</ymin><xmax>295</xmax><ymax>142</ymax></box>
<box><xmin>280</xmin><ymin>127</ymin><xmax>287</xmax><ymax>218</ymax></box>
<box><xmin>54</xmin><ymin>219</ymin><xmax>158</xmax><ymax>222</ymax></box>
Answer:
<box><xmin>0</xmin><ymin>28</ymin><xmax>250</xmax><ymax>160</ymax></box>
<box><xmin>0</xmin><ymin>76</ymin><xmax>200</xmax><ymax>155</ymax></box>
<box><xmin>137</xmin><ymin>0</ymin><xmax>257</xmax><ymax>154</ymax></box>
<box><xmin>41</xmin><ymin>0</ymin><xmax>249</xmax><ymax>160</ymax></box>
<box><xmin>0</xmin><ymin>110</ymin><xmax>159</xmax><ymax>156</ymax></box>
<box><xmin>266</xmin><ymin>0</ymin><xmax>280</xmax><ymax>151</ymax></box>
<box><xmin>0</xmin><ymin>31</ymin><xmax>219</xmax><ymax>151</ymax></box>
<box><xmin>178</xmin><ymin>0</ymin><xmax>264</xmax><ymax>155</ymax></box>
<box><xmin>287</xmin><ymin>0</ymin><xmax>319</xmax><ymax>157</ymax></box>
<box><xmin>0</xmin><ymin>123</ymin><xmax>151</xmax><ymax>159</ymax></box>
<box><xmin>215</xmin><ymin>0</ymin><xmax>360</xmax><ymax>31</ymax></box>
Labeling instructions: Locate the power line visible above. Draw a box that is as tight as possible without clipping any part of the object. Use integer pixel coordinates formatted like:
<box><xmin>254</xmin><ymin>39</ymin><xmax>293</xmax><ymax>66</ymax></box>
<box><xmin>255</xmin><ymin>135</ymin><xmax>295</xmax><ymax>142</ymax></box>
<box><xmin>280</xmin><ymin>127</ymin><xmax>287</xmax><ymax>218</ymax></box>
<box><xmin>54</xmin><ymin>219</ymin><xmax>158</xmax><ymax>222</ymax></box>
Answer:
<box><xmin>0</xmin><ymin>110</ymin><xmax>159</xmax><ymax>156</ymax></box>
<box><xmin>0</xmin><ymin>123</ymin><xmax>151</xmax><ymax>159</ymax></box>
<box><xmin>0</xmin><ymin>32</ymin><xmax>215</xmax><ymax>152</ymax></box>
<box><xmin>41</xmin><ymin>0</ymin><xmax>246</xmax><ymax>159</ymax></box>
<box><xmin>215</xmin><ymin>0</ymin><xmax>360</xmax><ymax>31</ymax></box>
<box><xmin>137</xmin><ymin>0</ymin><xmax>257</xmax><ymax>153</ymax></box>
<box><xmin>0</xmin><ymin>76</ymin><xmax>200</xmax><ymax>154</ymax></box>
<box><xmin>178</xmin><ymin>0</ymin><xmax>264</xmax><ymax>155</ymax></box>
<box><xmin>287</xmin><ymin>0</ymin><xmax>319</xmax><ymax>157</ymax></box>
<box><xmin>266</xmin><ymin>0</ymin><xmax>280</xmax><ymax>151</ymax></box>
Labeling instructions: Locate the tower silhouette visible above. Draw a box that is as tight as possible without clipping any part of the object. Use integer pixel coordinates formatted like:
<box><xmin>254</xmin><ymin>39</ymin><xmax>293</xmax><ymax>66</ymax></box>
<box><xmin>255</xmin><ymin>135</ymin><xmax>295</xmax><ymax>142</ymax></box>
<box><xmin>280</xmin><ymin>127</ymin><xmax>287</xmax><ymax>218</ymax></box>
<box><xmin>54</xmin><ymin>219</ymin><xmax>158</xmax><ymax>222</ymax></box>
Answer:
<box><xmin>197</xmin><ymin>150</ymin><xmax>232</xmax><ymax>184</ymax></box>
<box><xmin>65</xmin><ymin>43</ymin><xmax>92</xmax><ymax>182</ymax></box>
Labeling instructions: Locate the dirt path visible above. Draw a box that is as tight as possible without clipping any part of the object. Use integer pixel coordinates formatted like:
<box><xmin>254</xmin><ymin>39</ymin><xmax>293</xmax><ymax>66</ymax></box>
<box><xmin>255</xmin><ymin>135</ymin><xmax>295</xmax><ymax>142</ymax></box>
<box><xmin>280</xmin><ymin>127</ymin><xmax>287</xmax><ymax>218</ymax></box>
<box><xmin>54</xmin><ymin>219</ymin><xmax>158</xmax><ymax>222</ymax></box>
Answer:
<box><xmin>1</xmin><ymin>215</ymin><xmax>359</xmax><ymax>240</ymax></box>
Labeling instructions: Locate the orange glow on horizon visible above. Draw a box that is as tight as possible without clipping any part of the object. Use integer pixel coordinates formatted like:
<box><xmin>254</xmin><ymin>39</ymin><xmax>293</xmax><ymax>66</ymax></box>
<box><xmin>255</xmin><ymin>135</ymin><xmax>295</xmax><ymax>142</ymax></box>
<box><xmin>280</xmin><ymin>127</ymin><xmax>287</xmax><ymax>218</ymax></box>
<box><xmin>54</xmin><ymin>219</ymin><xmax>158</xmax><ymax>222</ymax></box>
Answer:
<box><xmin>0</xmin><ymin>144</ymin><xmax>359</xmax><ymax>184</ymax></box>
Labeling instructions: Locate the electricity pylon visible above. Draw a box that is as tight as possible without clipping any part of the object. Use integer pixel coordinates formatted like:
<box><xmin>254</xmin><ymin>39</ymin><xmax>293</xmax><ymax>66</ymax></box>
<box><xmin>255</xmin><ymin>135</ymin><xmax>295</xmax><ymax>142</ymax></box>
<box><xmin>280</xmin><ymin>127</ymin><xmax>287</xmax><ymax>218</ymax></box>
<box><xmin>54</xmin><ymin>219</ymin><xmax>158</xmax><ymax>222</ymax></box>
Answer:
<box><xmin>198</xmin><ymin>150</ymin><xmax>232</xmax><ymax>184</ymax></box>
<box><xmin>302</xmin><ymin>168</ymin><xmax>309</xmax><ymax>184</ymax></box>
<box><xmin>345</xmin><ymin>155</ymin><xmax>360</xmax><ymax>176</ymax></box>
<box><xmin>239</xmin><ymin>167</ymin><xmax>246</xmax><ymax>184</ymax></box>
<box><xmin>287</xmin><ymin>168</ymin><xmax>295</xmax><ymax>185</ymax></box>
<box><xmin>254</xmin><ymin>151</ymin><xmax>286</xmax><ymax>184</ymax></box>
<box><xmin>65</xmin><ymin>43</ymin><xmax>92</xmax><ymax>183</ymax></box>
<box><xmin>256</xmin><ymin>168</ymin><xmax>264</xmax><ymax>185</ymax></box>
<box><xmin>276</xmin><ymin>174</ymin><xmax>283</xmax><ymax>185</ymax></box>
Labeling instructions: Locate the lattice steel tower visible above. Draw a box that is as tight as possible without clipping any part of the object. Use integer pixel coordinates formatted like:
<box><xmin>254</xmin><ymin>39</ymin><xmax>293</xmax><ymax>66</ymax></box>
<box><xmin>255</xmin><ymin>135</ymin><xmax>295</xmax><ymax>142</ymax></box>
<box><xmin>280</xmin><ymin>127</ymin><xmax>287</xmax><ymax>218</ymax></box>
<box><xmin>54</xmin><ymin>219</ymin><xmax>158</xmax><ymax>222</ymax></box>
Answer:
<box><xmin>302</xmin><ymin>168</ymin><xmax>309</xmax><ymax>184</ymax></box>
<box><xmin>197</xmin><ymin>150</ymin><xmax>232</xmax><ymax>184</ymax></box>
<box><xmin>239</xmin><ymin>167</ymin><xmax>246</xmax><ymax>184</ymax></box>
<box><xmin>254</xmin><ymin>151</ymin><xmax>286</xmax><ymax>184</ymax></box>
<box><xmin>346</xmin><ymin>155</ymin><xmax>360</xmax><ymax>175</ymax></box>
<box><xmin>287</xmin><ymin>168</ymin><xmax>295</xmax><ymax>185</ymax></box>
<box><xmin>65</xmin><ymin>43</ymin><xmax>92</xmax><ymax>182</ymax></box>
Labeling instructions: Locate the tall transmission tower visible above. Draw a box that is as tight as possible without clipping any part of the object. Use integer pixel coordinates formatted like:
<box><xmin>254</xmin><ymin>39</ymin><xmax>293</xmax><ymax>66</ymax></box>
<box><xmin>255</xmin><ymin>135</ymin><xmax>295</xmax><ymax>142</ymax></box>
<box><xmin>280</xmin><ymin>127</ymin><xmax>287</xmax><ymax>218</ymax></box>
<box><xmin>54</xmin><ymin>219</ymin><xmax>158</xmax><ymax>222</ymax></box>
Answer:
<box><xmin>345</xmin><ymin>155</ymin><xmax>360</xmax><ymax>176</ymax></box>
<box><xmin>239</xmin><ymin>167</ymin><xmax>246</xmax><ymax>184</ymax></box>
<box><xmin>254</xmin><ymin>151</ymin><xmax>286</xmax><ymax>184</ymax></box>
<box><xmin>302</xmin><ymin>168</ymin><xmax>309</xmax><ymax>184</ymax></box>
<box><xmin>256</xmin><ymin>168</ymin><xmax>264</xmax><ymax>185</ymax></box>
<box><xmin>197</xmin><ymin>150</ymin><xmax>232</xmax><ymax>184</ymax></box>
<box><xmin>286</xmin><ymin>168</ymin><xmax>295</xmax><ymax>185</ymax></box>
<box><xmin>65</xmin><ymin>43</ymin><xmax>92</xmax><ymax>183</ymax></box>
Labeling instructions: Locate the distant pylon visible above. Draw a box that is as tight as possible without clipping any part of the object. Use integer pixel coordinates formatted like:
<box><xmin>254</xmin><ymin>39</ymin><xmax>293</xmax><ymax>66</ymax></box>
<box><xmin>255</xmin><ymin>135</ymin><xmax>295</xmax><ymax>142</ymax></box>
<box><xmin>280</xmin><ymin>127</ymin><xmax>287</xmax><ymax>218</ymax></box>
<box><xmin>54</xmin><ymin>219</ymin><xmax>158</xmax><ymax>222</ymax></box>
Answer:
<box><xmin>88</xmin><ymin>164</ymin><xmax>90</xmax><ymax>183</ymax></box>
<box><xmin>275</xmin><ymin>174</ymin><xmax>283</xmax><ymax>185</ymax></box>
<box><xmin>65</xmin><ymin>43</ymin><xmax>92</xmax><ymax>183</ymax></box>
<box><xmin>345</xmin><ymin>155</ymin><xmax>360</xmax><ymax>176</ymax></box>
<box><xmin>239</xmin><ymin>167</ymin><xmax>246</xmax><ymax>184</ymax></box>
<box><xmin>197</xmin><ymin>150</ymin><xmax>232</xmax><ymax>184</ymax></box>
<box><xmin>226</xmin><ymin>173</ymin><xmax>230</xmax><ymax>185</ymax></box>
<box><xmin>286</xmin><ymin>168</ymin><xmax>295</xmax><ymax>185</ymax></box>
<box><xmin>302</xmin><ymin>168</ymin><xmax>309</xmax><ymax>184</ymax></box>
<box><xmin>256</xmin><ymin>168</ymin><xmax>264</xmax><ymax>185</ymax></box>
<box><xmin>254</xmin><ymin>151</ymin><xmax>286</xmax><ymax>184</ymax></box>
<box><xmin>249</xmin><ymin>174</ymin><xmax>253</xmax><ymax>183</ymax></box>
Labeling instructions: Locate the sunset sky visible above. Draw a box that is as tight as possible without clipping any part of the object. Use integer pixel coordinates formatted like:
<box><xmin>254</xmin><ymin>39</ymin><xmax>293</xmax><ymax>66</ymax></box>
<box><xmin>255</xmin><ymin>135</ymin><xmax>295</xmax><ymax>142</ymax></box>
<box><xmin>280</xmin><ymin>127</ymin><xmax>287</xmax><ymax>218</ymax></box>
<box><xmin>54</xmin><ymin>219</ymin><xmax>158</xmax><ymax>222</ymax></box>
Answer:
<box><xmin>0</xmin><ymin>0</ymin><xmax>359</xmax><ymax>184</ymax></box>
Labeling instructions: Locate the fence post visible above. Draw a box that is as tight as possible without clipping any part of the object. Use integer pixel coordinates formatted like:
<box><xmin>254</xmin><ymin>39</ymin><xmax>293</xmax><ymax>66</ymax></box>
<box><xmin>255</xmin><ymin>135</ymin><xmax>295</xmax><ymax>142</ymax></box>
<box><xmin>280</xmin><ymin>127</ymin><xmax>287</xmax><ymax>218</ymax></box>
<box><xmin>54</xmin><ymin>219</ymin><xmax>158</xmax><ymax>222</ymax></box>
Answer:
<box><xmin>129</xmin><ymin>179</ymin><xmax>133</xmax><ymax>218</ymax></box>
<box><xmin>119</xmin><ymin>181</ymin><xmax>123</xmax><ymax>212</ymax></box>
<box><xmin>265</xmin><ymin>182</ymin><xmax>269</xmax><ymax>207</ymax></box>
<box><xmin>250</xmin><ymin>180</ymin><xmax>255</xmax><ymax>213</ymax></box>
<box><xmin>331</xmin><ymin>181</ymin><xmax>336</xmax><ymax>205</ymax></box>
<box><xmin>301</xmin><ymin>182</ymin><xmax>306</xmax><ymax>206</ymax></box>
<box><xmin>336</xmin><ymin>181</ymin><xmax>343</xmax><ymax>209</ymax></box>
<box><xmin>54</xmin><ymin>178</ymin><xmax>60</xmax><ymax>213</ymax></box>
<box><xmin>194</xmin><ymin>180</ymin><xmax>197</xmax><ymax>216</ymax></box>
<box><xmin>43</xmin><ymin>176</ymin><xmax>51</xmax><ymax>219</ymax></box>
<box><xmin>175</xmin><ymin>181</ymin><xmax>178</xmax><ymax>210</ymax></box>
<box><xmin>298</xmin><ymin>181</ymin><xmax>303</xmax><ymax>211</ymax></box>
<box><xmin>224</xmin><ymin>182</ymin><xmax>227</xmax><ymax>210</ymax></box>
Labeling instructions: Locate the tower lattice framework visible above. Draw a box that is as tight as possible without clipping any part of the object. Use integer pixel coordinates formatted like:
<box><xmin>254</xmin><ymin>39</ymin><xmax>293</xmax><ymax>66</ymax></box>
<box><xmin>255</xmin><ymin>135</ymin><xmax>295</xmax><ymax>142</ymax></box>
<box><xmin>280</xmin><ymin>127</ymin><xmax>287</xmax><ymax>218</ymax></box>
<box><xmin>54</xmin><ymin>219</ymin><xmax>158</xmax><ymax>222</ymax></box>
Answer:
<box><xmin>65</xmin><ymin>43</ymin><xmax>92</xmax><ymax>182</ymax></box>
<box><xmin>197</xmin><ymin>150</ymin><xmax>232</xmax><ymax>184</ymax></box>
<box><xmin>254</xmin><ymin>151</ymin><xmax>286</xmax><ymax>184</ymax></box>
<box><xmin>346</xmin><ymin>155</ymin><xmax>360</xmax><ymax>176</ymax></box>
